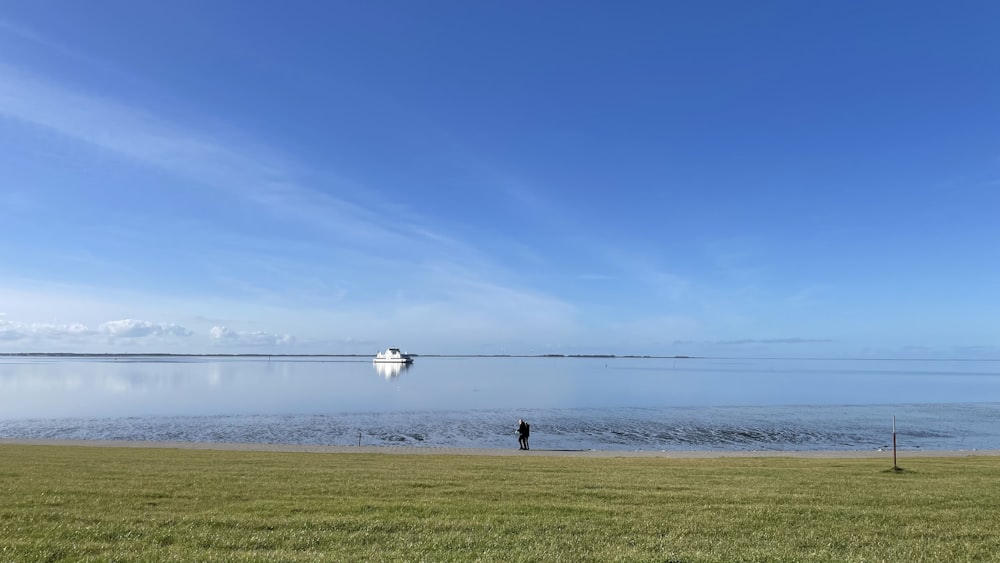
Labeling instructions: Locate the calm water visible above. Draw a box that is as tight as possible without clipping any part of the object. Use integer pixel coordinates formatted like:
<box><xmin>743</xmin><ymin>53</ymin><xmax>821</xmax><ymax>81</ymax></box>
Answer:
<box><xmin>1</xmin><ymin>355</ymin><xmax>998</xmax><ymax>451</ymax></box>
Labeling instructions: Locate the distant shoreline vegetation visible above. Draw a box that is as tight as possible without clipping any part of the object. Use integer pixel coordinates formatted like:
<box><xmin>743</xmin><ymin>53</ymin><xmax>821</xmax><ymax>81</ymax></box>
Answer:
<box><xmin>1</xmin><ymin>353</ymin><xmax>995</xmax><ymax>362</ymax></box>
<box><xmin>0</xmin><ymin>352</ymin><xmax>695</xmax><ymax>359</ymax></box>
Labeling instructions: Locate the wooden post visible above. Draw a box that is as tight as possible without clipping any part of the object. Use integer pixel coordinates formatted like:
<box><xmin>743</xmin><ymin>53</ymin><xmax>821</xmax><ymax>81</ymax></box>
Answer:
<box><xmin>892</xmin><ymin>416</ymin><xmax>898</xmax><ymax>470</ymax></box>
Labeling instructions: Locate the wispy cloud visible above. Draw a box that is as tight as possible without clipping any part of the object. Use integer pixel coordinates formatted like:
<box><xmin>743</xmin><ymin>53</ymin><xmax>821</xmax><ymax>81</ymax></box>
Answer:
<box><xmin>0</xmin><ymin>53</ymin><xmax>593</xmax><ymax>351</ymax></box>
<box><xmin>0</xmin><ymin>59</ymin><xmax>524</xmax><ymax>281</ymax></box>
<box><xmin>704</xmin><ymin>237</ymin><xmax>768</xmax><ymax>283</ymax></box>
<box><xmin>0</xmin><ymin>19</ymin><xmax>115</xmax><ymax>72</ymax></box>
<box><xmin>589</xmin><ymin>241</ymin><xmax>692</xmax><ymax>303</ymax></box>
<box><xmin>784</xmin><ymin>285</ymin><xmax>831</xmax><ymax>307</ymax></box>
<box><xmin>209</xmin><ymin>326</ymin><xmax>294</xmax><ymax>347</ymax></box>
<box><xmin>674</xmin><ymin>338</ymin><xmax>835</xmax><ymax>346</ymax></box>
<box><xmin>0</xmin><ymin>62</ymin><xmax>441</xmax><ymax>255</ymax></box>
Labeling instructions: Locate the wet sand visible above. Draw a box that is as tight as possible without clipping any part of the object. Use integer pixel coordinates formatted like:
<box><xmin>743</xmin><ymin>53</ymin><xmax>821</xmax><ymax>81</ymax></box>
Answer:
<box><xmin>2</xmin><ymin>438</ymin><xmax>997</xmax><ymax>458</ymax></box>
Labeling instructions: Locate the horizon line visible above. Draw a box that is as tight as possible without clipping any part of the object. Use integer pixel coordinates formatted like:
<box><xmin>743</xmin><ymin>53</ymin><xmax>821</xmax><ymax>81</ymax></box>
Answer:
<box><xmin>1</xmin><ymin>352</ymin><xmax>997</xmax><ymax>362</ymax></box>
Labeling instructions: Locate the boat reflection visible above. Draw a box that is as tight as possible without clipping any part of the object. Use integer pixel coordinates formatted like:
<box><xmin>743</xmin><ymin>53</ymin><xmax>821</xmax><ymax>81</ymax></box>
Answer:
<box><xmin>374</xmin><ymin>361</ymin><xmax>410</xmax><ymax>379</ymax></box>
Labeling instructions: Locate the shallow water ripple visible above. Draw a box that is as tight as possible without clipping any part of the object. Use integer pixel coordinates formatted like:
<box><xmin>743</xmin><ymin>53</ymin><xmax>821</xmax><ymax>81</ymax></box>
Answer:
<box><xmin>1</xmin><ymin>404</ymin><xmax>997</xmax><ymax>452</ymax></box>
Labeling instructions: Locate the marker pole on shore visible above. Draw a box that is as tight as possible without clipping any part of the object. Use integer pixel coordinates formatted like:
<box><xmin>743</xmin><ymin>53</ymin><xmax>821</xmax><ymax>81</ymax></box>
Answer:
<box><xmin>892</xmin><ymin>416</ymin><xmax>898</xmax><ymax>470</ymax></box>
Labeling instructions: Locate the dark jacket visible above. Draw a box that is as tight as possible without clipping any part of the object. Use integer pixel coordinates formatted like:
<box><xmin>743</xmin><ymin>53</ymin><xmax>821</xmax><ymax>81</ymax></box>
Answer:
<box><xmin>517</xmin><ymin>421</ymin><xmax>529</xmax><ymax>436</ymax></box>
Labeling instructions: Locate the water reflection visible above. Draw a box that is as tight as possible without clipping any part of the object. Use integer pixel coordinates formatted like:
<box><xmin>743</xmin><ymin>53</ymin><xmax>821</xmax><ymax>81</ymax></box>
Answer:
<box><xmin>1</xmin><ymin>356</ymin><xmax>997</xmax><ymax>422</ymax></box>
<box><xmin>374</xmin><ymin>362</ymin><xmax>409</xmax><ymax>379</ymax></box>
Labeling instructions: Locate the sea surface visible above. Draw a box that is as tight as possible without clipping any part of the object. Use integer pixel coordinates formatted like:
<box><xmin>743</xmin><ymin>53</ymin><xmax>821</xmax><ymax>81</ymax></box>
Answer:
<box><xmin>1</xmin><ymin>355</ymin><xmax>998</xmax><ymax>452</ymax></box>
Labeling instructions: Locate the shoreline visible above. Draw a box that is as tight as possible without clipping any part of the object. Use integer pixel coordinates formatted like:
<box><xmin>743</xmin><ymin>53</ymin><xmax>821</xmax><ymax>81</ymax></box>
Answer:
<box><xmin>3</xmin><ymin>438</ymin><xmax>997</xmax><ymax>458</ymax></box>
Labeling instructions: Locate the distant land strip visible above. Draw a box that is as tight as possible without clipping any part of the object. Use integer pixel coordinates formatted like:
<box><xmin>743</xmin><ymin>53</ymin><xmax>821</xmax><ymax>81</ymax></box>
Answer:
<box><xmin>3</xmin><ymin>353</ymin><xmax>997</xmax><ymax>362</ymax></box>
<box><xmin>0</xmin><ymin>352</ymin><xmax>695</xmax><ymax>359</ymax></box>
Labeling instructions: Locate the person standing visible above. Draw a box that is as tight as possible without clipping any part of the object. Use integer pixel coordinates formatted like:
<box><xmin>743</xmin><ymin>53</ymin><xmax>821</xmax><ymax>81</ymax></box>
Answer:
<box><xmin>517</xmin><ymin>418</ymin><xmax>530</xmax><ymax>450</ymax></box>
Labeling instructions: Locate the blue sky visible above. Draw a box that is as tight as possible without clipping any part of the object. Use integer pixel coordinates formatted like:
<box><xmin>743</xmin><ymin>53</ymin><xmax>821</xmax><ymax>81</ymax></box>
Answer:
<box><xmin>1</xmin><ymin>1</ymin><xmax>997</xmax><ymax>356</ymax></box>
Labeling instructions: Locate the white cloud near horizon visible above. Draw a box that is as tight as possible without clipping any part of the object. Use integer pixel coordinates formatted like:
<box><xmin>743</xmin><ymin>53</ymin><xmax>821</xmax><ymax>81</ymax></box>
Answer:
<box><xmin>0</xmin><ymin>318</ymin><xmax>192</xmax><ymax>342</ymax></box>
<box><xmin>209</xmin><ymin>326</ymin><xmax>294</xmax><ymax>347</ymax></box>
<box><xmin>0</xmin><ymin>319</ymin><xmax>90</xmax><ymax>342</ymax></box>
<box><xmin>99</xmin><ymin>319</ymin><xmax>193</xmax><ymax>338</ymax></box>
<box><xmin>0</xmin><ymin>281</ymin><xmax>575</xmax><ymax>354</ymax></box>
<box><xmin>0</xmin><ymin>315</ymin><xmax>301</xmax><ymax>353</ymax></box>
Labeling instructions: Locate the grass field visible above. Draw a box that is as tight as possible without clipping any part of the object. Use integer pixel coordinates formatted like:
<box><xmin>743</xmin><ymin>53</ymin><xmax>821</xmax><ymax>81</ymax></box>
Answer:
<box><xmin>1</xmin><ymin>445</ymin><xmax>998</xmax><ymax>562</ymax></box>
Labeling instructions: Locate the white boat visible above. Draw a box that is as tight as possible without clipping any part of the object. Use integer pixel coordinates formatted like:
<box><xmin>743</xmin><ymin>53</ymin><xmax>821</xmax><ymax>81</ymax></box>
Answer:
<box><xmin>373</xmin><ymin>347</ymin><xmax>413</xmax><ymax>364</ymax></box>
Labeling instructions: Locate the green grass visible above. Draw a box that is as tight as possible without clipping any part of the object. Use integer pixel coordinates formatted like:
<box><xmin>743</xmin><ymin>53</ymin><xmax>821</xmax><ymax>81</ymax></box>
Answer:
<box><xmin>1</xmin><ymin>445</ymin><xmax>998</xmax><ymax>562</ymax></box>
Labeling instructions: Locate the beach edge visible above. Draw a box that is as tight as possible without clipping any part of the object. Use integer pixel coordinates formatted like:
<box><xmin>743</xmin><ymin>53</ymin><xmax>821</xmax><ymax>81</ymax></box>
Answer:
<box><xmin>2</xmin><ymin>438</ymin><xmax>997</xmax><ymax>458</ymax></box>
